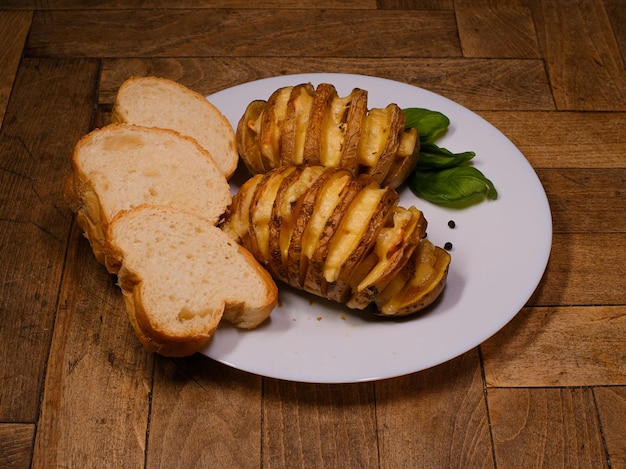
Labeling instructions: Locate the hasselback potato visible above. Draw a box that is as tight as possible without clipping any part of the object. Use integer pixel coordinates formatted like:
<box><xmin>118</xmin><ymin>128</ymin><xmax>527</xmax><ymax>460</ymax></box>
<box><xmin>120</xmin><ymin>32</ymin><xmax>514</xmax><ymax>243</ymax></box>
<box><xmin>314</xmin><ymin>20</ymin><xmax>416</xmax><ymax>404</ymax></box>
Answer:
<box><xmin>236</xmin><ymin>83</ymin><xmax>419</xmax><ymax>189</ymax></box>
<box><xmin>221</xmin><ymin>166</ymin><xmax>450</xmax><ymax>317</ymax></box>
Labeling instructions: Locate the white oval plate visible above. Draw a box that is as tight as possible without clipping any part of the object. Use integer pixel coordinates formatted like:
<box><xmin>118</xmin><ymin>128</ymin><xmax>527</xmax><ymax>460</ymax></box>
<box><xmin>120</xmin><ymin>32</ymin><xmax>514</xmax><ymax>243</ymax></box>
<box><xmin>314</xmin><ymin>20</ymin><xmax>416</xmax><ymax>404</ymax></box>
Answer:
<box><xmin>202</xmin><ymin>73</ymin><xmax>552</xmax><ymax>383</ymax></box>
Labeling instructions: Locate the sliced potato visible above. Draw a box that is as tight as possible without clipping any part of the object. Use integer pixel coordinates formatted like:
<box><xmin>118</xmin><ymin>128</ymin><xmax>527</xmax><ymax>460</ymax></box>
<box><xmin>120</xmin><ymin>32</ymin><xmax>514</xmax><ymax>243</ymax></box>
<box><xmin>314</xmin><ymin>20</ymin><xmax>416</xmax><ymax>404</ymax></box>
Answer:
<box><xmin>235</xmin><ymin>83</ymin><xmax>419</xmax><ymax>188</ymax></box>
<box><xmin>382</xmin><ymin>127</ymin><xmax>419</xmax><ymax>189</ymax></box>
<box><xmin>346</xmin><ymin>206</ymin><xmax>426</xmax><ymax>309</ymax></box>
<box><xmin>359</xmin><ymin>104</ymin><xmax>406</xmax><ymax>185</ymax></box>
<box><xmin>339</xmin><ymin>88</ymin><xmax>368</xmax><ymax>174</ymax></box>
<box><xmin>375</xmin><ymin>240</ymin><xmax>451</xmax><ymax>316</ymax></box>
<box><xmin>268</xmin><ymin>166</ymin><xmax>326</xmax><ymax>282</ymax></box>
<box><xmin>248</xmin><ymin>167</ymin><xmax>296</xmax><ymax>264</ymax></box>
<box><xmin>281</xmin><ymin>84</ymin><xmax>315</xmax><ymax>166</ymax></box>
<box><xmin>324</xmin><ymin>183</ymin><xmax>398</xmax><ymax>302</ymax></box>
<box><xmin>303</xmin><ymin>83</ymin><xmax>336</xmax><ymax>166</ymax></box>
<box><xmin>223</xmin><ymin>165</ymin><xmax>449</xmax><ymax>317</ymax></box>
<box><xmin>301</xmin><ymin>170</ymin><xmax>356</xmax><ymax>295</ymax></box>
<box><xmin>220</xmin><ymin>172</ymin><xmax>264</xmax><ymax>245</ymax></box>
<box><xmin>236</xmin><ymin>100</ymin><xmax>267</xmax><ymax>174</ymax></box>
<box><xmin>285</xmin><ymin>168</ymin><xmax>336</xmax><ymax>287</ymax></box>
<box><xmin>319</xmin><ymin>92</ymin><xmax>351</xmax><ymax>168</ymax></box>
<box><xmin>259</xmin><ymin>86</ymin><xmax>292</xmax><ymax>170</ymax></box>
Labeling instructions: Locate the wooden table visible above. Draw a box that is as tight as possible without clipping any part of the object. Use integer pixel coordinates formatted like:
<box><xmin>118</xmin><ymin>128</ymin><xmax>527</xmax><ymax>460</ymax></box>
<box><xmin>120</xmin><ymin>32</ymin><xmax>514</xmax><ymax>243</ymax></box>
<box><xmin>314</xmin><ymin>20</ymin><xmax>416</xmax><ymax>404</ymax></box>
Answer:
<box><xmin>1</xmin><ymin>1</ymin><xmax>625</xmax><ymax>467</ymax></box>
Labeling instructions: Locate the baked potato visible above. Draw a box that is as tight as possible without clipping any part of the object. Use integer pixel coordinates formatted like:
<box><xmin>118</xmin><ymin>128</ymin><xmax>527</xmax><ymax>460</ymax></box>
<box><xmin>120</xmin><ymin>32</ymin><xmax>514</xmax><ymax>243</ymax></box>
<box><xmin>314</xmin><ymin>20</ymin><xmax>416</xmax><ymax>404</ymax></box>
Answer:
<box><xmin>221</xmin><ymin>165</ymin><xmax>450</xmax><ymax>316</ymax></box>
<box><xmin>236</xmin><ymin>83</ymin><xmax>420</xmax><ymax>189</ymax></box>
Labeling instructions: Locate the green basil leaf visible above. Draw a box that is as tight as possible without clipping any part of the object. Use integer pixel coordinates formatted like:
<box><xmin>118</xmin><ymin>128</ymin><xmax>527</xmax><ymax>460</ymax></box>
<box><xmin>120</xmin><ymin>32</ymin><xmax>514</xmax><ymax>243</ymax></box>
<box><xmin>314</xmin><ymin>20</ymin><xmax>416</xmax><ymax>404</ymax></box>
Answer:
<box><xmin>417</xmin><ymin>142</ymin><xmax>476</xmax><ymax>169</ymax></box>
<box><xmin>408</xmin><ymin>166</ymin><xmax>498</xmax><ymax>206</ymax></box>
<box><xmin>403</xmin><ymin>108</ymin><xmax>450</xmax><ymax>143</ymax></box>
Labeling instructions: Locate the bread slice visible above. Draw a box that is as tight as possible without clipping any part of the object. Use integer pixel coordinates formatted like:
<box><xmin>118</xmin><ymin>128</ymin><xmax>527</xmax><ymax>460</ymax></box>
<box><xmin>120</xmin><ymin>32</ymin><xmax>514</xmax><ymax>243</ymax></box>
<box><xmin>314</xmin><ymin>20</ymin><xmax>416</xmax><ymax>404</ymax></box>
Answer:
<box><xmin>65</xmin><ymin>124</ymin><xmax>231</xmax><ymax>265</ymax></box>
<box><xmin>105</xmin><ymin>205</ymin><xmax>278</xmax><ymax>356</ymax></box>
<box><xmin>111</xmin><ymin>76</ymin><xmax>238</xmax><ymax>179</ymax></box>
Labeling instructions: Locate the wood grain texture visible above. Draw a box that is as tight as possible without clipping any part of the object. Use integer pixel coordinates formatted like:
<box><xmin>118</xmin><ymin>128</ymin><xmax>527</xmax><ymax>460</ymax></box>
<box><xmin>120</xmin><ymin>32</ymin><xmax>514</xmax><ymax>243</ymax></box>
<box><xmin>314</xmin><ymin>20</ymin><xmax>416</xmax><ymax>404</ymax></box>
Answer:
<box><xmin>0</xmin><ymin>0</ymin><xmax>376</xmax><ymax>8</ymax></box>
<box><xmin>32</xmin><ymin>225</ymin><xmax>154</xmax><ymax>468</ymax></box>
<box><xmin>0</xmin><ymin>58</ymin><xmax>99</xmax><ymax>423</ymax></box>
<box><xmin>529</xmin><ymin>234</ymin><xmax>626</xmax><ymax>307</ymax></box>
<box><xmin>488</xmin><ymin>387</ymin><xmax>608</xmax><ymax>468</ymax></box>
<box><xmin>376</xmin><ymin>350</ymin><xmax>494</xmax><ymax>468</ymax></box>
<box><xmin>482</xmin><ymin>306</ymin><xmax>626</xmax><ymax>387</ymax></box>
<box><xmin>377</xmin><ymin>0</ymin><xmax>454</xmax><ymax>9</ymax></box>
<box><xmin>99</xmin><ymin>57</ymin><xmax>554</xmax><ymax>112</ymax></box>
<box><xmin>147</xmin><ymin>355</ymin><xmax>262</xmax><ymax>468</ymax></box>
<box><xmin>0</xmin><ymin>11</ymin><xmax>32</xmax><ymax>125</ymax></box>
<box><xmin>477</xmin><ymin>111</ymin><xmax>626</xmax><ymax>169</ymax></box>
<box><xmin>0</xmin><ymin>424</ymin><xmax>34</xmax><ymax>469</ymax></box>
<box><xmin>456</xmin><ymin>0</ymin><xmax>540</xmax><ymax>58</ymax></box>
<box><xmin>594</xmin><ymin>386</ymin><xmax>626</xmax><ymax>468</ymax></box>
<box><xmin>530</xmin><ymin>0</ymin><xmax>626</xmax><ymax>111</ymax></box>
<box><xmin>604</xmin><ymin>0</ymin><xmax>626</xmax><ymax>65</ymax></box>
<box><xmin>1</xmin><ymin>2</ymin><xmax>624</xmax><ymax>467</ymax></box>
<box><xmin>25</xmin><ymin>9</ymin><xmax>461</xmax><ymax>59</ymax></box>
<box><xmin>262</xmin><ymin>380</ymin><xmax>378</xmax><ymax>468</ymax></box>
<box><xmin>537</xmin><ymin>168</ymin><xmax>626</xmax><ymax>234</ymax></box>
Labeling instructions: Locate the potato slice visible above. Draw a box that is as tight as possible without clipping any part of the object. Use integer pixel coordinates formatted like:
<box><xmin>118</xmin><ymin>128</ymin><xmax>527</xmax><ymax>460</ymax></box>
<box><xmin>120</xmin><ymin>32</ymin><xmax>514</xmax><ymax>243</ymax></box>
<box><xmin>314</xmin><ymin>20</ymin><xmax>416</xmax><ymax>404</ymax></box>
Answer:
<box><xmin>284</xmin><ymin>168</ymin><xmax>335</xmax><ymax>287</ymax></box>
<box><xmin>382</xmin><ymin>127</ymin><xmax>419</xmax><ymax>189</ymax></box>
<box><xmin>374</xmin><ymin>239</ymin><xmax>451</xmax><ymax>316</ymax></box>
<box><xmin>362</xmin><ymin>104</ymin><xmax>406</xmax><ymax>185</ymax></box>
<box><xmin>303</xmin><ymin>83</ymin><xmax>336</xmax><ymax>166</ymax></box>
<box><xmin>248</xmin><ymin>167</ymin><xmax>296</xmax><ymax>264</ymax></box>
<box><xmin>339</xmin><ymin>88</ymin><xmax>368</xmax><ymax>174</ymax></box>
<box><xmin>299</xmin><ymin>169</ymin><xmax>357</xmax><ymax>295</ymax></box>
<box><xmin>319</xmin><ymin>92</ymin><xmax>351</xmax><ymax>168</ymax></box>
<box><xmin>259</xmin><ymin>86</ymin><xmax>292</xmax><ymax>170</ymax></box>
<box><xmin>268</xmin><ymin>166</ymin><xmax>326</xmax><ymax>282</ymax></box>
<box><xmin>281</xmin><ymin>83</ymin><xmax>315</xmax><ymax>166</ymax></box>
<box><xmin>236</xmin><ymin>100</ymin><xmax>267</xmax><ymax>174</ymax></box>
<box><xmin>324</xmin><ymin>183</ymin><xmax>398</xmax><ymax>303</ymax></box>
<box><xmin>346</xmin><ymin>206</ymin><xmax>426</xmax><ymax>309</ymax></box>
<box><xmin>220</xmin><ymin>173</ymin><xmax>264</xmax><ymax>245</ymax></box>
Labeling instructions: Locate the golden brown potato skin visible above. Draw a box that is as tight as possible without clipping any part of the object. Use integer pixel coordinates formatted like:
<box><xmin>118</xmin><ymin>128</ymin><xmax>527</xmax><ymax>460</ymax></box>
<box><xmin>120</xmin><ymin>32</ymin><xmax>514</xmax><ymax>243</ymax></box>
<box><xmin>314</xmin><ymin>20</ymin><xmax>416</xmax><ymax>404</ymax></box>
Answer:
<box><xmin>221</xmin><ymin>166</ymin><xmax>450</xmax><ymax>317</ymax></box>
<box><xmin>236</xmin><ymin>83</ymin><xmax>419</xmax><ymax>189</ymax></box>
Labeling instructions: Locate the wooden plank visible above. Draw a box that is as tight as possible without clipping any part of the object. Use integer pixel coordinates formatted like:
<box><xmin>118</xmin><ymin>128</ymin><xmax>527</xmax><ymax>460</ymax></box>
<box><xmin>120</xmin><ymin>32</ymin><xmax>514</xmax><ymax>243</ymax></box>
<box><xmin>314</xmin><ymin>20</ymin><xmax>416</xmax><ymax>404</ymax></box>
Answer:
<box><xmin>147</xmin><ymin>355</ymin><xmax>262</xmax><ymax>468</ymax></box>
<box><xmin>456</xmin><ymin>0</ymin><xmax>540</xmax><ymax>58</ymax></box>
<box><xmin>477</xmin><ymin>111</ymin><xmax>626</xmax><ymax>169</ymax></box>
<box><xmin>537</xmin><ymin>168</ymin><xmax>626</xmax><ymax>234</ymax></box>
<box><xmin>488</xmin><ymin>388</ymin><xmax>608</xmax><ymax>468</ymax></box>
<box><xmin>0</xmin><ymin>11</ymin><xmax>32</xmax><ymax>125</ymax></box>
<box><xmin>0</xmin><ymin>58</ymin><xmax>99</xmax><ymax>423</ymax></box>
<box><xmin>377</xmin><ymin>0</ymin><xmax>454</xmax><ymax>9</ymax></box>
<box><xmin>530</xmin><ymin>0</ymin><xmax>626</xmax><ymax>111</ymax></box>
<box><xmin>529</xmin><ymin>233</ymin><xmax>626</xmax><ymax>307</ymax></box>
<box><xmin>482</xmin><ymin>306</ymin><xmax>626</xmax><ymax>387</ymax></box>
<box><xmin>26</xmin><ymin>9</ymin><xmax>461</xmax><ymax>59</ymax></box>
<box><xmin>32</xmin><ymin>224</ymin><xmax>154</xmax><ymax>468</ymax></box>
<box><xmin>262</xmin><ymin>380</ymin><xmax>378</xmax><ymax>468</ymax></box>
<box><xmin>594</xmin><ymin>386</ymin><xmax>626</xmax><ymax>468</ymax></box>
<box><xmin>0</xmin><ymin>0</ymin><xmax>376</xmax><ymax>8</ymax></box>
<box><xmin>376</xmin><ymin>350</ymin><xmax>494</xmax><ymax>468</ymax></box>
<box><xmin>99</xmin><ymin>57</ymin><xmax>554</xmax><ymax>112</ymax></box>
<box><xmin>0</xmin><ymin>424</ymin><xmax>34</xmax><ymax>469</ymax></box>
<box><xmin>604</xmin><ymin>0</ymin><xmax>626</xmax><ymax>65</ymax></box>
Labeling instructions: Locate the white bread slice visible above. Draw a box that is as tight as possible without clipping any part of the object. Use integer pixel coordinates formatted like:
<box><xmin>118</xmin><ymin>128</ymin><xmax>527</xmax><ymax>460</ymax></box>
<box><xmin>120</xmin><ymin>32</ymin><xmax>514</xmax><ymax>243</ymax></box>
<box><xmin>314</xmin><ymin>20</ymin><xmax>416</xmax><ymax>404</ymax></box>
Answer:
<box><xmin>65</xmin><ymin>124</ymin><xmax>231</xmax><ymax>265</ymax></box>
<box><xmin>111</xmin><ymin>76</ymin><xmax>238</xmax><ymax>179</ymax></box>
<box><xmin>105</xmin><ymin>205</ymin><xmax>278</xmax><ymax>357</ymax></box>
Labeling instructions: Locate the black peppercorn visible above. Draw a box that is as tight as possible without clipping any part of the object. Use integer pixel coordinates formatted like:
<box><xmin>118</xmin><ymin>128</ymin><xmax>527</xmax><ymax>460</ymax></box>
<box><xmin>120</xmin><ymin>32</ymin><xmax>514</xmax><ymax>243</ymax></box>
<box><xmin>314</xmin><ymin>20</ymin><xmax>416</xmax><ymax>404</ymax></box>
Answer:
<box><xmin>444</xmin><ymin>242</ymin><xmax>453</xmax><ymax>251</ymax></box>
